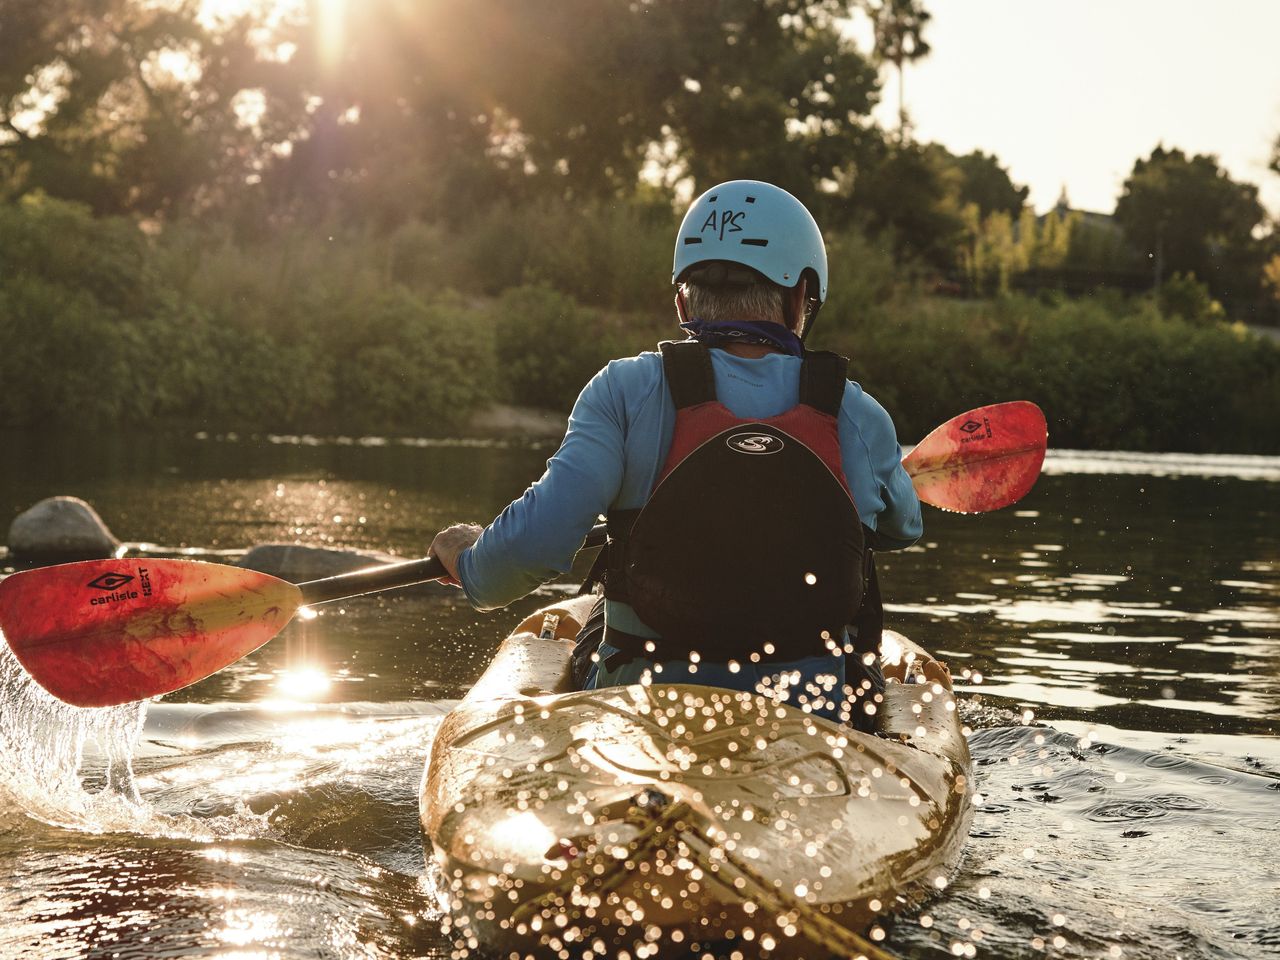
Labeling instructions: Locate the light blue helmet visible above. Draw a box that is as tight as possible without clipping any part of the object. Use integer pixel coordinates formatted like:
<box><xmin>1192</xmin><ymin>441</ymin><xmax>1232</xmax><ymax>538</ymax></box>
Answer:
<box><xmin>673</xmin><ymin>180</ymin><xmax>828</xmax><ymax>305</ymax></box>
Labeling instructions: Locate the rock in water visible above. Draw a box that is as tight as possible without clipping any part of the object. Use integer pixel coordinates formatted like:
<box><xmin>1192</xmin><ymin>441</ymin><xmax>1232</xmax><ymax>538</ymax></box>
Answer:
<box><xmin>8</xmin><ymin>497</ymin><xmax>122</xmax><ymax>561</ymax></box>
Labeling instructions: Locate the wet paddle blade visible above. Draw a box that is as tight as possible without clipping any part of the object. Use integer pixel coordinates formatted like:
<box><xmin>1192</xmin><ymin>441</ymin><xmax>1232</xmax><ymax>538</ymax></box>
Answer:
<box><xmin>904</xmin><ymin>401</ymin><xmax>1047</xmax><ymax>513</ymax></box>
<box><xmin>0</xmin><ymin>558</ymin><xmax>301</xmax><ymax>707</ymax></box>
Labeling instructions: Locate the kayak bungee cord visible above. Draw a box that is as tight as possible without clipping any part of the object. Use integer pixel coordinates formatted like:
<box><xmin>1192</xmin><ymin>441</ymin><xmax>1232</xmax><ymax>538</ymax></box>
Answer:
<box><xmin>705</xmin><ymin>840</ymin><xmax>900</xmax><ymax>960</ymax></box>
<box><xmin>507</xmin><ymin>789</ymin><xmax>898</xmax><ymax>960</ymax></box>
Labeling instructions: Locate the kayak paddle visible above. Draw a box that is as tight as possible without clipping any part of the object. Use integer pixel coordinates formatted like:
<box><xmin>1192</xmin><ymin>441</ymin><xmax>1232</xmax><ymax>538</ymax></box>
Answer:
<box><xmin>904</xmin><ymin>400</ymin><xmax>1046</xmax><ymax>513</ymax></box>
<box><xmin>0</xmin><ymin>400</ymin><xmax>1044</xmax><ymax>707</ymax></box>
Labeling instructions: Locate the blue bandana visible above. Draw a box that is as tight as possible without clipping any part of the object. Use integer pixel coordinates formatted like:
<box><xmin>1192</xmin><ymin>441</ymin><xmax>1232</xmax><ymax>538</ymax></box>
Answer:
<box><xmin>678</xmin><ymin>319</ymin><xmax>804</xmax><ymax>357</ymax></box>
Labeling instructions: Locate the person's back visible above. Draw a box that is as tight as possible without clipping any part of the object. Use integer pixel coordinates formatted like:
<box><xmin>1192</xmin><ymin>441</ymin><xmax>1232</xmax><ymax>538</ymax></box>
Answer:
<box><xmin>429</xmin><ymin>180</ymin><xmax>921</xmax><ymax>731</ymax></box>
<box><xmin>576</xmin><ymin>344</ymin><xmax>918</xmax><ymax>726</ymax></box>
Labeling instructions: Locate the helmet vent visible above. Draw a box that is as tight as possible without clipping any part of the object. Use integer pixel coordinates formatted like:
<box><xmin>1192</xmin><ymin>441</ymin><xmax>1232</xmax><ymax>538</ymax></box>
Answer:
<box><xmin>708</xmin><ymin>195</ymin><xmax>718</xmax><ymax>202</ymax></box>
<box><xmin>683</xmin><ymin>237</ymin><xmax>703</xmax><ymax>245</ymax></box>
<box><xmin>740</xmin><ymin>238</ymin><xmax>769</xmax><ymax>247</ymax></box>
<box><xmin>745</xmin><ymin>196</ymin><xmax>756</xmax><ymax>203</ymax></box>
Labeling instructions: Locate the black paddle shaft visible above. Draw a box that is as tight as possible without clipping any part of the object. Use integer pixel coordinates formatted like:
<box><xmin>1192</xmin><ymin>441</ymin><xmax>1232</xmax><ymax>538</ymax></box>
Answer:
<box><xmin>296</xmin><ymin>524</ymin><xmax>609</xmax><ymax>606</ymax></box>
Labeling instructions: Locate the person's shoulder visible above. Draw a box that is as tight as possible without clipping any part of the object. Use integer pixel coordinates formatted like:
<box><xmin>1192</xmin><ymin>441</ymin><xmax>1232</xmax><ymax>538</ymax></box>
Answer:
<box><xmin>597</xmin><ymin>350</ymin><xmax>663</xmax><ymax>389</ymax></box>
<box><xmin>604</xmin><ymin>349</ymin><xmax>662</xmax><ymax>374</ymax></box>
<box><xmin>577</xmin><ymin>349</ymin><xmax>663</xmax><ymax>409</ymax></box>
<box><xmin>838</xmin><ymin>376</ymin><xmax>896</xmax><ymax>431</ymax></box>
<box><xmin>838</xmin><ymin>374</ymin><xmax>878</xmax><ymax>410</ymax></box>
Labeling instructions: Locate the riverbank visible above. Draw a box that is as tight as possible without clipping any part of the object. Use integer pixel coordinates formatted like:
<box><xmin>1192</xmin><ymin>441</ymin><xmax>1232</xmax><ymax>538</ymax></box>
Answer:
<box><xmin>3</xmin><ymin>196</ymin><xmax>1278</xmax><ymax>453</ymax></box>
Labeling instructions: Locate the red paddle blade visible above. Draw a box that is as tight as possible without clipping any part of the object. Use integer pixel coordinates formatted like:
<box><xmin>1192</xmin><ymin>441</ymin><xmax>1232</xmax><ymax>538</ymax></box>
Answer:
<box><xmin>904</xmin><ymin>401</ymin><xmax>1047</xmax><ymax>513</ymax></box>
<box><xmin>0</xmin><ymin>558</ymin><xmax>302</xmax><ymax>707</ymax></box>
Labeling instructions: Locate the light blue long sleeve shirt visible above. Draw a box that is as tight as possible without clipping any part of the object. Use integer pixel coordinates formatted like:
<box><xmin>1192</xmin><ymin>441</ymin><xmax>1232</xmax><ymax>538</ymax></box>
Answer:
<box><xmin>457</xmin><ymin>346</ymin><xmax>922</xmax><ymax>721</ymax></box>
<box><xmin>459</xmin><ymin>347</ymin><xmax>921</xmax><ymax>605</ymax></box>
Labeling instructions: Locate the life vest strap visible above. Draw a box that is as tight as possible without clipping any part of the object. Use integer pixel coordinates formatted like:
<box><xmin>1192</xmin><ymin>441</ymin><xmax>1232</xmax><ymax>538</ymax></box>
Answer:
<box><xmin>798</xmin><ymin>350</ymin><xmax>848</xmax><ymax>416</ymax></box>
<box><xmin>850</xmin><ymin>549</ymin><xmax>883</xmax><ymax>656</ymax></box>
<box><xmin>581</xmin><ymin>508</ymin><xmax>639</xmax><ymax>601</ymax></box>
<box><xmin>658</xmin><ymin>340</ymin><xmax>717</xmax><ymax>409</ymax></box>
<box><xmin>660</xmin><ymin>339</ymin><xmax>850</xmax><ymax>416</ymax></box>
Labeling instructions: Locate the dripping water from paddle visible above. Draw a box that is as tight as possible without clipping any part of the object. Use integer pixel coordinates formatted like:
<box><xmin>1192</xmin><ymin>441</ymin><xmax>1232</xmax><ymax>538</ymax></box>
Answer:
<box><xmin>0</xmin><ymin>640</ymin><xmax>147</xmax><ymax>824</ymax></box>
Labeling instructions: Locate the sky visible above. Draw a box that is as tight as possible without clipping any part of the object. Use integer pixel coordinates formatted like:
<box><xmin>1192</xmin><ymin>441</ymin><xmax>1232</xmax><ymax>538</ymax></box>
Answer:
<box><xmin>852</xmin><ymin>0</ymin><xmax>1280</xmax><ymax>216</ymax></box>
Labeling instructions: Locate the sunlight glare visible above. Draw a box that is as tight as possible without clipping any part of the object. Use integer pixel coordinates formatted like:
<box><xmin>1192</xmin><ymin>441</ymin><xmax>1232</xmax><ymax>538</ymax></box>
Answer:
<box><xmin>317</xmin><ymin>0</ymin><xmax>346</xmax><ymax>69</ymax></box>
<box><xmin>199</xmin><ymin>0</ymin><xmax>304</xmax><ymax>28</ymax></box>
<box><xmin>487</xmin><ymin>811</ymin><xmax>557</xmax><ymax>860</ymax></box>
<box><xmin>215</xmin><ymin>907</ymin><xmax>287</xmax><ymax>947</ymax></box>
<box><xmin>275</xmin><ymin>667</ymin><xmax>331</xmax><ymax>700</ymax></box>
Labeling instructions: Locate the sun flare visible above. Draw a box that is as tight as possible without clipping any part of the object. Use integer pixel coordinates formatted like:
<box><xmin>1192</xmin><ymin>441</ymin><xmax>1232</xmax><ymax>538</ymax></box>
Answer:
<box><xmin>274</xmin><ymin>667</ymin><xmax>332</xmax><ymax>700</ymax></box>
<box><xmin>198</xmin><ymin>0</ymin><xmax>304</xmax><ymax>25</ymax></box>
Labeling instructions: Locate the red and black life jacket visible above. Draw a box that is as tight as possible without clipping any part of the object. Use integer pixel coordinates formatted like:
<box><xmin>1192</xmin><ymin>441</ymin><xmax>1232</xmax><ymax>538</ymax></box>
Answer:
<box><xmin>598</xmin><ymin>340</ymin><xmax>872</xmax><ymax>667</ymax></box>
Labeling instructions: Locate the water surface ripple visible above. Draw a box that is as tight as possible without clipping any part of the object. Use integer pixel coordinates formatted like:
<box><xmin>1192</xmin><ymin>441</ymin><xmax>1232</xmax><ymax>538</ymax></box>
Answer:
<box><xmin>1</xmin><ymin>431</ymin><xmax>1277</xmax><ymax>958</ymax></box>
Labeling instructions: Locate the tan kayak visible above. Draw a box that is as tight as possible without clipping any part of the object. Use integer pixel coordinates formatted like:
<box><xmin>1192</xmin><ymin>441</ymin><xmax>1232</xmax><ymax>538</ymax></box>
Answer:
<box><xmin>421</xmin><ymin>596</ymin><xmax>972</xmax><ymax>959</ymax></box>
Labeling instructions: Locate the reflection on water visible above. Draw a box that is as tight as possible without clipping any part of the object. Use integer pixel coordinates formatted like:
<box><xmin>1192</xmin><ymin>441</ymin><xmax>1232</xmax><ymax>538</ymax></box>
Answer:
<box><xmin>892</xmin><ymin>724</ymin><xmax>1280</xmax><ymax>959</ymax></box>
<box><xmin>3</xmin><ymin>828</ymin><xmax>446</xmax><ymax>959</ymax></box>
<box><xmin>1</xmin><ymin>696</ymin><xmax>452</xmax><ymax>959</ymax></box>
<box><xmin>4</xmin><ymin>695</ymin><xmax>1277</xmax><ymax>960</ymax></box>
<box><xmin>874</xmin><ymin>463</ymin><xmax>1279</xmax><ymax>740</ymax></box>
<box><xmin>1</xmin><ymin>430</ymin><xmax>1278</xmax><ymax>958</ymax></box>
<box><xmin>1043</xmin><ymin>449</ymin><xmax>1280</xmax><ymax>481</ymax></box>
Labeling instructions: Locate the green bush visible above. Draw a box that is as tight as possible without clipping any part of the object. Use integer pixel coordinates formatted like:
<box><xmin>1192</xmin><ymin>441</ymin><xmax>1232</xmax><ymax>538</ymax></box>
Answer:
<box><xmin>493</xmin><ymin>284</ymin><xmax>623</xmax><ymax>409</ymax></box>
<box><xmin>159</xmin><ymin>222</ymin><xmax>392</xmax><ymax>344</ymax></box>
<box><xmin>0</xmin><ymin>275</ymin><xmax>133</xmax><ymax>426</ymax></box>
<box><xmin>333</xmin><ymin>289</ymin><xmax>495</xmax><ymax>431</ymax></box>
<box><xmin>1</xmin><ymin>193</ymin><xmax>1275</xmax><ymax>451</ymax></box>
<box><xmin>0</xmin><ymin>194</ymin><xmax>155</xmax><ymax>315</ymax></box>
<box><xmin>0</xmin><ymin>197</ymin><xmax>168</xmax><ymax>427</ymax></box>
<box><xmin>448</xmin><ymin>199</ymin><xmax>673</xmax><ymax>311</ymax></box>
<box><xmin>389</xmin><ymin>220</ymin><xmax>452</xmax><ymax>289</ymax></box>
<box><xmin>813</xmin><ymin>228</ymin><xmax>900</xmax><ymax>337</ymax></box>
<box><xmin>190</xmin><ymin>322</ymin><xmax>338</xmax><ymax>428</ymax></box>
<box><xmin>823</xmin><ymin>294</ymin><xmax>1280</xmax><ymax>453</ymax></box>
<box><xmin>1157</xmin><ymin>272</ymin><xmax>1225</xmax><ymax>325</ymax></box>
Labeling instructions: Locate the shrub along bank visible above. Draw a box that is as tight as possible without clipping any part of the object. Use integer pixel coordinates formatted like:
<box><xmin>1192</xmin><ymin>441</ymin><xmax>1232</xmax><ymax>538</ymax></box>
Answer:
<box><xmin>1</xmin><ymin>195</ymin><xmax>1277</xmax><ymax>453</ymax></box>
<box><xmin>820</xmin><ymin>296</ymin><xmax>1280</xmax><ymax>452</ymax></box>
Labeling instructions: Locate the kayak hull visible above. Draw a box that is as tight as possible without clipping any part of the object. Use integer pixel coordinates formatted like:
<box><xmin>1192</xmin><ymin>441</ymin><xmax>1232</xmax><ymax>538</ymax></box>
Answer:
<box><xmin>421</xmin><ymin>598</ymin><xmax>972</xmax><ymax>958</ymax></box>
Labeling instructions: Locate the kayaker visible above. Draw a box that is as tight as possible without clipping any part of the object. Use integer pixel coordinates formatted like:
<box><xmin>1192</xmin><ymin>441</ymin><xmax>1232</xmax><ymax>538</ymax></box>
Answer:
<box><xmin>430</xmin><ymin>180</ymin><xmax>921</xmax><ymax>731</ymax></box>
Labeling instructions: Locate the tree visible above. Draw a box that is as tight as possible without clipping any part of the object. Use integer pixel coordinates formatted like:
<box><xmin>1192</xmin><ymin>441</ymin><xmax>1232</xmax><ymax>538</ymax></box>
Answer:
<box><xmin>1114</xmin><ymin>146</ymin><xmax>1268</xmax><ymax>304</ymax></box>
<box><xmin>1264</xmin><ymin>254</ymin><xmax>1280</xmax><ymax>303</ymax></box>
<box><xmin>951</xmin><ymin>150</ymin><xmax>1028</xmax><ymax>219</ymax></box>
<box><xmin>850</xmin><ymin>142</ymin><xmax>1025</xmax><ymax>275</ymax></box>
<box><xmin>0</xmin><ymin>0</ymin><xmax>299</xmax><ymax>218</ymax></box>
<box><xmin>1061</xmin><ymin>214</ymin><xmax>1145</xmax><ymax>291</ymax></box>
<box><xmin>2</xmin><ymin>1</ymin><xmax>889</xmax><ymax>227</ymax></box>
<box><xmin>264</xmin><ymin>0</ymin><xmax>883</xmax><ymax>223</ymax></box>
<box><xmin>866</xmin><ymin>0</ymin><xmax>931</xmax><ymax>141</ymax></box>
<box><xmin>852</xmin><ymin>141</ymin><xmax>964</xmax><ymax>271</ymax></box>
<box><xmin>244</xmin><ymin>0</ymin><xmax>689</xmax><ymax>222</ymax></box>
<box><xmin>663</xmin><ymin>0</ymin><xmax>881</xmax><ymax>213</ymax></box>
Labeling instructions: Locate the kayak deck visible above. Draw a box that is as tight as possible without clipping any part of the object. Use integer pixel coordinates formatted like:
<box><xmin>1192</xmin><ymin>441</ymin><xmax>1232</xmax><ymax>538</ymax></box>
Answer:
<box><xmin>421</xmin><ymin>597</ymin><xmax>972</xmax><ymax>958</ymax></box>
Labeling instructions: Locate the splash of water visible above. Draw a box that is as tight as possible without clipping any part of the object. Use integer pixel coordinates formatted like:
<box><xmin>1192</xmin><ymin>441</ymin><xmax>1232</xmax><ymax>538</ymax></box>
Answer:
<box><xmin>0</xmin><ymin>641</ymin><xmax>269</xmax><ymax>840</ymax></box>
<box><xmin>0</xmin><ymin>639</ymin><xmax>148</xmax><ymax>826</ymax></box>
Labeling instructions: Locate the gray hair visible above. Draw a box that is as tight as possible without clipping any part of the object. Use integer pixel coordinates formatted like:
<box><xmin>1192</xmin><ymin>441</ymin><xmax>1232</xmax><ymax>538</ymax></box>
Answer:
<box><xmin>680</xmin><ymin>280</ymin><xmax>786</xmax><ymax>325</ymax></box>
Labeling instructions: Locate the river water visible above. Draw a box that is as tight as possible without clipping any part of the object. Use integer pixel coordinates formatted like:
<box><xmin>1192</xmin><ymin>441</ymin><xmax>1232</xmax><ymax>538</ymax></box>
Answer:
<box><xmin>0</xmin><ymin>429</ymin><xmax>1276</xmax><ymax>959</ymax></box>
